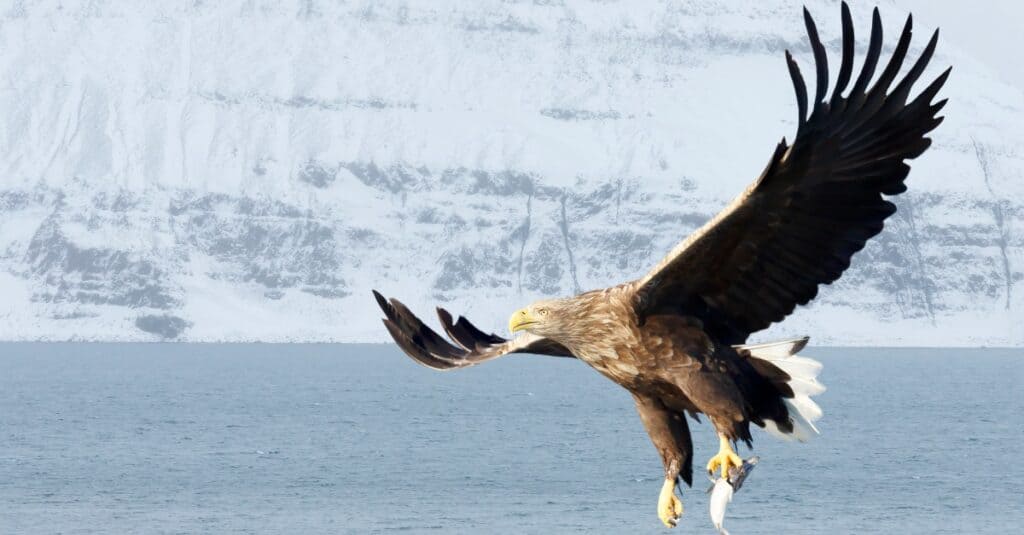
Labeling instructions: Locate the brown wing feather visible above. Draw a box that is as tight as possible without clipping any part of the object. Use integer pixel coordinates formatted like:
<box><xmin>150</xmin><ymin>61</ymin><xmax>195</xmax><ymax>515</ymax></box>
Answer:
<box><xmin>373</xmin><ymin>290</ymin><xmax>575</xmax><ymax>370</ymax></box>
<box><xmin>631</xmin><ymin>3</ymin><xmax>949</xmax><ymax>344</ymax></box>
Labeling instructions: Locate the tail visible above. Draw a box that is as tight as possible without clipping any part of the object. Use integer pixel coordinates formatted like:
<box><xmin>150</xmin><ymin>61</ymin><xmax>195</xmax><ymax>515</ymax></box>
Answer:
<box><xmin>735</xmin><ymin>337</ymin><xmax>824</xmax><ymax>442</ymax></box>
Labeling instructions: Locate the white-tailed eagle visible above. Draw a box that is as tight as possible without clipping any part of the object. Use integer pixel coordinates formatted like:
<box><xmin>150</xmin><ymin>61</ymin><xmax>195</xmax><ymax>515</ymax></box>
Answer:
<box><xmin>375</xmin><ymin>3</ymin><xmax>948</xmax><ymax>528</ymax></box>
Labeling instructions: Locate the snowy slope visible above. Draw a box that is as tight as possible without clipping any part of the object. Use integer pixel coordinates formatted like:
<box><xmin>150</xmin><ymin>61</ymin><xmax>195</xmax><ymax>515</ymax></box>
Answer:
<box><xmin>0</xmin><ymin>0</ymin><xmax>1020</xmax><ymax>345</ymax></box>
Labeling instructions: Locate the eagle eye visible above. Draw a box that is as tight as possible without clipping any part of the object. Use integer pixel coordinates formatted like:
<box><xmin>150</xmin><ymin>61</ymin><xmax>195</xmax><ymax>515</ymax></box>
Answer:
<box><xmin>538</xmin><ymin>308</ymin><xmax>549</xmax><ymax>316</ymax></box>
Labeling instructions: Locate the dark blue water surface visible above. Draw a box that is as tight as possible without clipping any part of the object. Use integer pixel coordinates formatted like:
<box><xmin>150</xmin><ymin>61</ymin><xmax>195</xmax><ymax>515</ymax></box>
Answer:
<box><xmin>1</xmin><ymin>344</ymin><xmax>1021</xmax><ymax>533</ymax></box>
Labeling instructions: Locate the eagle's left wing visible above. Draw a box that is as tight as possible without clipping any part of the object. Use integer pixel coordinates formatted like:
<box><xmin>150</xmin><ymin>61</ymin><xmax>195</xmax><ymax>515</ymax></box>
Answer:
<box><xmin>630</xmin><ymin>4</ymin><xmax>949</xmax><ymax>345</ymax></box>
<box><xmin>373</xmin><ymin>290</ymin><xmax>575</xmax><ymax>370</ymax></box>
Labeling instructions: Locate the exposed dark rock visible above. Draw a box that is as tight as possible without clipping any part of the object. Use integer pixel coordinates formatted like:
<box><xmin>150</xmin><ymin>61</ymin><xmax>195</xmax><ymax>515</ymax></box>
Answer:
<box><xmin>297</xmin><ymin>160</ymin><xmax>337</xmax><ymax>188</ymax></box>
<box><xmin>26</xmin><ymin>216</ymin><xmax>179</xmax><ymax>309</ymax></box>
<box><xmin>135</xmin><ymin>314</ymin><xmax>191</xmax><ymax>339</ymax></box>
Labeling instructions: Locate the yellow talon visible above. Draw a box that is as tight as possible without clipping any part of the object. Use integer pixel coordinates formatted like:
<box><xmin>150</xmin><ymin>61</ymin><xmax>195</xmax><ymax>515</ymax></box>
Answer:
<box><xmin>706</xmin><ymin>435</ymin><xmax>743</xmax><ymax>479</ymax></box>
<box><xmin>657</xmin><ymin>477</ymin><xmax>684</xmax><ymax>528</ymax></box>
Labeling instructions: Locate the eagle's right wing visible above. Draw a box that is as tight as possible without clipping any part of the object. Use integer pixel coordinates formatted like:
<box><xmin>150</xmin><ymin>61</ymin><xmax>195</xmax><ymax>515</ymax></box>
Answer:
<box><xmin>373</xmin><ymin>290</ymin><xmax>575</xmax><ymax>370</ymax></box>
<box><xmin>630</xmin><ymin>4</ymin><xmax>949</xmax><ymax>344</ymax></box>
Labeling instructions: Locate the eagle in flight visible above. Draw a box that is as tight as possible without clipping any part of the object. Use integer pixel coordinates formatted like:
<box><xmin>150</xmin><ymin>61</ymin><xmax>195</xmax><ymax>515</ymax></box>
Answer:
<box><xmin>374</xmin><ymin>2</ymin><xmax>948</xmax><ymax>528</ymax></box>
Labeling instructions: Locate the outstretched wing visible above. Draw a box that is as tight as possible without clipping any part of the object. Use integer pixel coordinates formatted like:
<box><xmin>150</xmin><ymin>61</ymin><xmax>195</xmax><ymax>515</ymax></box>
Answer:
<box><xmin>373</xmin><ymin>290</ymin><xmax>575</xmax><ymax>370</ymax></box>
<box><xmin>631</xmin><ymin>3</ymin><xmax>949</xmax><ymax>344</ymax></box>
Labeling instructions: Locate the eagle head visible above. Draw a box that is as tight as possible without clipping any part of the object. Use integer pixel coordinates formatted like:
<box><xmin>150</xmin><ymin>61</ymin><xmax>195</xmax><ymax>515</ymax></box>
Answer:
<box><xmin>508</xmin><ymin>299</ymin><xmax>570</xmax><ymax>338</ymax></box>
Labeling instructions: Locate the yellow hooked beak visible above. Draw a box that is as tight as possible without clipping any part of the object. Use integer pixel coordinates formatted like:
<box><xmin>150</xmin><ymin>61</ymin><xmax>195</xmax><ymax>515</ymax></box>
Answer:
<box><xmin>509</xmin><ymin>308</ymin><xmax>538</xmax><ymax>334</ymax></box>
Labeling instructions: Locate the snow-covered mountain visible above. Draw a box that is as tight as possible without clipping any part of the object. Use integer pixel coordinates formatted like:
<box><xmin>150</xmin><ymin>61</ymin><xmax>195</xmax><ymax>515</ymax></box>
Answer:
<box><xmin>0</xmin><ymin>0</ymin><xmax>1020</xmax><ymax>345</ymax></box>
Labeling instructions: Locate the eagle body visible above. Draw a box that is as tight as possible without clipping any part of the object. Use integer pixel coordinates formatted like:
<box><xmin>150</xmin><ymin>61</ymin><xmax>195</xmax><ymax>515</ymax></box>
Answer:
<box><xmin>539</xmin><ymin>287</ymin><xmax>791</xmax><ymax>448</ymax></box>
<box><xmin>374</xmin><ymin>2</ymin><xmax>949</xmax><ymax>529</ymax></box>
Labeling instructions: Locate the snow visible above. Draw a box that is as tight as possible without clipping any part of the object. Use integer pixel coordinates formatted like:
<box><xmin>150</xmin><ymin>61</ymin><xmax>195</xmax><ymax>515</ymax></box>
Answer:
<box><xmin>0</xmin><ymin>0</ymin><xmax>1020</xmax><ymax>345</ymax></box>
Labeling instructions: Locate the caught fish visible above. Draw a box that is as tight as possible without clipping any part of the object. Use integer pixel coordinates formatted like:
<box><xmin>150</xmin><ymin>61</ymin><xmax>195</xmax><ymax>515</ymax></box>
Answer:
<box><xmin>706</xmin><ymin>456</ymin><xmax>759</xmax><ymax>534</ymax></box>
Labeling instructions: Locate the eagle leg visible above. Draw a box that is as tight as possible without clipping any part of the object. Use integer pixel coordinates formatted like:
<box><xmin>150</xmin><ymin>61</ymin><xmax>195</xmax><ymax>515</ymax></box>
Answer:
<box><xmin>657</xmin><ymin>472</ymin><xmax>684</xmax><ymax>528</ymax></box>
<box><xmin>632</xmin><ymin>393</ymin><xmax>692</xmax><ymax>528</ymax></box>
<box><xmin>706</xmin><ymin>434</ymin><xmax>743</xmax><ymax>479</ymax></box>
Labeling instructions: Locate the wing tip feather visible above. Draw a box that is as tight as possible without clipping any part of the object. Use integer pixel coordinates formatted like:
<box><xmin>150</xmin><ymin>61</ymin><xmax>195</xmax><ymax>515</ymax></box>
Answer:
<box><xmin>372</xmin><ymin>289</ymin><xmax>389</xmax><ymax>312</ymax></box>
<box><xmin>803</xmin><ymin>5</ymin><xmax>829</xmax><ymax>103</ymax></box>
<box><xmin>832</xmin><ymin>0</ymin><xmax>855</xmax><ymax>101</ymax></box>
<box><xmin>785</xmin><ymin>50</ymin><xmax>808</xmax><ymax>127</ymax></box>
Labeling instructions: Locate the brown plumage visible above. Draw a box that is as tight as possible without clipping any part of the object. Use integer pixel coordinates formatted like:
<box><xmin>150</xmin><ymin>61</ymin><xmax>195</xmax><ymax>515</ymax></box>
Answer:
<box><xmin>373</xmin><ymin>3</ymin><xmax>948</xmax><ymax>528</ymax></box>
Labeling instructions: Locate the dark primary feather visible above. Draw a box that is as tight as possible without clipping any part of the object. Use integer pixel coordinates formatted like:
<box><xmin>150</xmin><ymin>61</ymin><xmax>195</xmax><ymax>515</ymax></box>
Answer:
<box><xmin>830</xmin><ymin>2</ymin><xmax>854</xmax><ymax>107</ymax></box>
<box><xmin>437</xmin><ymin>307</ymin><xmax>504</xmax><ymax>349</ymax></box>
<box><xmin>373</xmin><ymin>290</ymin><xmax>574</xmax><ymax>370</ymax></box>
<box><xmin>631</xmin><ymin>2</ymin><xmax>949</xmax><ymax>344</ymax></box>
<box><xmin>803</xmin><ymin>7</ymin><xmax>829</xmax><ymax>105</ymax></box>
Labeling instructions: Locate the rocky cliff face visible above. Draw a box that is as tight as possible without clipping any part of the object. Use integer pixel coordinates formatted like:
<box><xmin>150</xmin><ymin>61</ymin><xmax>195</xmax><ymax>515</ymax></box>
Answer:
<box><xmin>0</xmin><ymin>1</ymin><xmax>1020</xmax><ymax>345</ymax></box>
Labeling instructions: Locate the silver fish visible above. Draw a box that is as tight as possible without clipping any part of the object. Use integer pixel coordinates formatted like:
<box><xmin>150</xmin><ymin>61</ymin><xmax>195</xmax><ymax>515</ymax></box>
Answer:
<box><xmin>706</xmin><ymin>456</ymin><xmax>759</xmax><ymax>534</ymax></box>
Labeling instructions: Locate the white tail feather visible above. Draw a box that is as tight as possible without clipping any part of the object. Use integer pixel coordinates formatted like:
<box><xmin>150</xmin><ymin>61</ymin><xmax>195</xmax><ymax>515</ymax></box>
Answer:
<box><xmin>734</xmin><ymin>337</ymin><xmax>808</xmax><ymax>358</ymax></box>
<box><xmin>735</xmin><ymin>337</ymin><xmax>824</xmax><ymax>442</ymax></box>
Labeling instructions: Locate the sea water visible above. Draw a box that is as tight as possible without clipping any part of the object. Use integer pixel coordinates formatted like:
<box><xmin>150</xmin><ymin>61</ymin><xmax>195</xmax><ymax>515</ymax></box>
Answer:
<box><xmin>1</xmin><ymin>344</ymin><xmax>1021</xmax><ymax>534</ymax></box>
